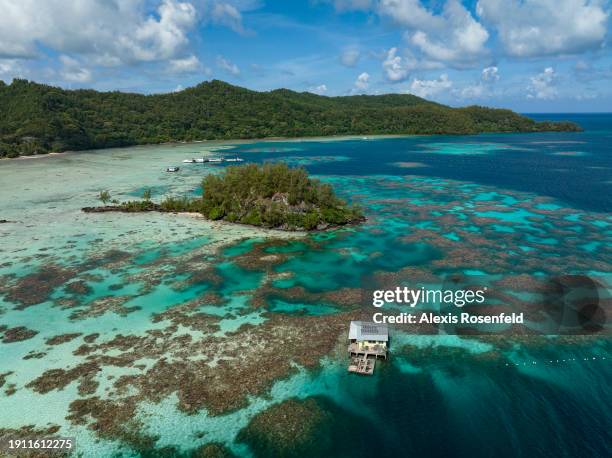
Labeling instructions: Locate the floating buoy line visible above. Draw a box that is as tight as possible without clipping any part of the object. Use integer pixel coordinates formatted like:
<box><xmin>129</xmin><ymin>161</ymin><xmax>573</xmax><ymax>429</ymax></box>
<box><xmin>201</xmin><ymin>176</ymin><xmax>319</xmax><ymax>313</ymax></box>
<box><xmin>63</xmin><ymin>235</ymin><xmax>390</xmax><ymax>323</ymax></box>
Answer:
<box><xmin>505</xmin><ymin>355</ymin><xmax>608</xmax><ymax>367</ymax></box>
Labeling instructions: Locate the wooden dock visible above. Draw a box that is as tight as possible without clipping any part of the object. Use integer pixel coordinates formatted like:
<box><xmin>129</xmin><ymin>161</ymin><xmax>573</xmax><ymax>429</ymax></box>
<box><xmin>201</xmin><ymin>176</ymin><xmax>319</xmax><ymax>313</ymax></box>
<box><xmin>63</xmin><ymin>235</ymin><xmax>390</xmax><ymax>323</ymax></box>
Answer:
<box><xmin>347</xmin><ymin>346</ymin><xmax>387</xmax><ymax>375</ymax></box>
<box><xmin>348</xmin><ymin>355</ymin><xmax>375</xmax><ymax>375</ymax></box>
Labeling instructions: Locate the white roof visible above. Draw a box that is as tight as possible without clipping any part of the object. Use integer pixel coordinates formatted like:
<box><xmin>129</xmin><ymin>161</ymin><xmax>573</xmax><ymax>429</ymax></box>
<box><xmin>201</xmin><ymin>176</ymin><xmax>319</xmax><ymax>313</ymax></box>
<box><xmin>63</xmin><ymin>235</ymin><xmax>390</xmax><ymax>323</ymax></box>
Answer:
<box><xmin>349</xmin><ymin>321</ymin><xmax>388</xmax><ymax>342</ymax></box>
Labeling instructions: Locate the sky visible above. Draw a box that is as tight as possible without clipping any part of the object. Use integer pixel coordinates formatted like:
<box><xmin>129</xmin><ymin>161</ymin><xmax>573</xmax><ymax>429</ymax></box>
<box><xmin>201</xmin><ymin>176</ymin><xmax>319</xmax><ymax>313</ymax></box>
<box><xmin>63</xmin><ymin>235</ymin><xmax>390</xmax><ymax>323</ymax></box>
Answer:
<box><xmin>0</xmin><ymin>0</ymin><xmax>610</xmax><ymax>112</ymax></box>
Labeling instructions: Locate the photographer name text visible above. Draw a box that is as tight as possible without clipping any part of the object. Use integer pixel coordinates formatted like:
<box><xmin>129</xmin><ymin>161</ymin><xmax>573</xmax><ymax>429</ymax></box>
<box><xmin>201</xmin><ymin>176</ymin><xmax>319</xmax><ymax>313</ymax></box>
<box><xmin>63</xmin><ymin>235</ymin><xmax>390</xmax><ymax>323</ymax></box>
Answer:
<box><xmin>372</xmin><ymin>311</ymin><xmax>524</xmax><ymax>324</ymax></box>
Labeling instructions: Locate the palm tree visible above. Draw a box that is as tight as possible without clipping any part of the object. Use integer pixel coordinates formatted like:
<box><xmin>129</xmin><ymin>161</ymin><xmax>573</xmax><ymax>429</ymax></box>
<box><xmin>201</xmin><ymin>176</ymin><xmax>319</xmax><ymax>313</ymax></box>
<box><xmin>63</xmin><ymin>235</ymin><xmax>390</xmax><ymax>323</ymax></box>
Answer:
<box><xmin>99</xmin><ymin>190</ymin><xmax>111</xmax><ymax>205</ymax></box>
<box><xmin>142</xmin><ymin>188</ymin><xmax>152</xmax><ymax>201</ymax></box>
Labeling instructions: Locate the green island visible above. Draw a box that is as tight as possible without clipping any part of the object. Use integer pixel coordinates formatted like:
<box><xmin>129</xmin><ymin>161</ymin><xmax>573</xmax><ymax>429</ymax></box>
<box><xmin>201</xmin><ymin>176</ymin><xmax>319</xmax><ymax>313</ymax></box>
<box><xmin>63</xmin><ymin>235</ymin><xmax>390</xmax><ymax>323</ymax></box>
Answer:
<box><xmin>83</xmin><ymin>162</ymin><xmax>365</xmax><ymax>231</ymax></box>
<box><xmin>0</xmin><ymin>79</ymin><xmax>580</xmax><ymax>158</ymax></box>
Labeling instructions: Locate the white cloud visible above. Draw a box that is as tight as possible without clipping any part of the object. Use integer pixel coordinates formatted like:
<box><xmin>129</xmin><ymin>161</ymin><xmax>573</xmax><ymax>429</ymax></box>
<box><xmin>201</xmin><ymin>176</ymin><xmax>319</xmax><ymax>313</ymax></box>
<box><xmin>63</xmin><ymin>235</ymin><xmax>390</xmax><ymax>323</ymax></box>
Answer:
<box><xmin>347</xmin><ymin>0</ymin><xmax>607</xmax><ymax>62</ymax></box>
<box><xmin>0</xmin><ymin>59</ymin><xmax>24</xmax><ymax>80</ymax></box>
<box><xmin>334</xmin><ymin>0</ymin><xmax>489</xmax><ymax>66</ymax></box>
<box><xmin>132</xmin><ymin>1</ymin><xmax>197</xmax><ymax>61</ymax></box>
<box><xmin>458</xmin><ymin>84</ymin><xmax>485</xmax><ymax>99</ymax></box>
<box><xmin>59</xmin><ymin>55</ymin><xmax>92</xmax><ymax>83</ymax></box>
<box><xmin>381</xmin><ymin>47</ymin><xmax>443</xmax><ymax>82</ymax></box>
<box><xmin>0</xmin><ymin>0</ymin><xmax>197</xmax><ymax>64</ymax></box>
<box><xmin>169</xmin><ymin>54</ymin><xmax>202</xmax><ymax>73</ymax></box>
<box><xmin>0</xmin><ymin>58</ymin><xmax>30</xmax><ymax>83</ymax></box>
<box><xmin>382</xmin><ymin>47</ymin><xmax>410</xmax><ymax>82</ymax></box>
<box><xmin>481</xmin><ymin>65</ymin><xmax>499</xmax><ymax>82</ymax></box>
<box><xmin>378</xmin><ymin>0</ymin><xmax>441</xmax><ymax>29</ymax></box>
<box><xmin>527</xmin><ymin>67</ymin><xmax>557</xmax><ymax>100</ymax></box>
<box><xmin>408</xmin><ymin>73</ymin><xmax>452</xmax><ymax>98</ymax></box>
<box><xmin>340</xmin><ymin>48</ymin><xmax>360</xmax><ymax>67</ymax></box>
<box><xmin>91</xmin><ymin>54</ymin><xmax>123</xmax><ymax>68</ymax></box>
<box><xmin>476</xmin><ymin>0</ymin><xmax>609</xmax><ymax>57</ymax></box>
<box><xmin>379</xmin><ymin>0</ymin><xmax>489</xmax><ymax>66</ymax></box>
<box><xmin>216</xmin><ymin>55</ymin><xmax>240</xmax><ymax>75</ymax></box>
<box><xmin>0</xmin><ymin>60</ymin><xmax>13</xmax><ymax>75</ymax></box>
<box><xmin>456</xmin><ymin>65</ymin><xmax>499</xmax><ymax>100</ymax></box>
<box><xmin>354</xmin><ymin>72</ymin><xmax>370</xmax><ymax>91</ymax></box>
<box><xmin>308</xmin><ymin>84</ymin><xmax>328</xmax><ymax>95</ymax></box>
<box><xmin>210</xmin><ymin>2</ymin><xmax>246</xmax><ymax>34</ymax></box>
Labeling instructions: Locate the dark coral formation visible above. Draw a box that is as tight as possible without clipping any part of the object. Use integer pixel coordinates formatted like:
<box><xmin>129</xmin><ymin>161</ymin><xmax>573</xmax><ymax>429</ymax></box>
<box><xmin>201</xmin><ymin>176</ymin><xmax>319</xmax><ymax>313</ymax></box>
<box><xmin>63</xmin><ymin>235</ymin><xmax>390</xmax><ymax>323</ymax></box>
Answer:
<box><xmin>367</xmin><ymin>177</ymin><xmax>612</xmax><ymax>276</ymax></box>
<box><xmin>83</xmin><ymin>333</ymin><xmax>99</xmax><ymax>343</ymax></box>
<box><xmin>192</xmin><ymin>443</ymin><xmax>236</xmax><ymax>458</ymax></box>
<box><xmin>4</xmin><ymin>265</ymin><xmax>78</xmax><ymax>309</ymax></box>
<box><xmin>66</xmin><ymin>397</ymin><xmax>157</xmax><ymax>452</ymax></box>
<box><xmin>82</xmin><ymin>249</ymin><xmax>132</xmax><ymax>271</ymax></box>
<box><xmin>237</xmin><ymin>398</ymin><xmax>332</xmax><ymax>457</ymax></box>
<box><xmin>23</xmin><ymin>351</ymin><xmax>47</xmax><ymax>360</ymax></box>
<box><xmin>68</xmin><ymin>296</ymin><xmax>140</xmax><ymax>320</ymax></box>
<box><xmin>64</xmin><ymin>280</ymin><xmax>92</xmax><ymax>296</ymax></box>
<box><xmin>151</xmin><ymin>297</ymin><xmax>223</xmax><ymax>333</ymax></box>
<box><xmin>4</xmin><ymin>383</ymin><xmax>16</xmax><ymax>396</ymax></box>
<box><xmin>45</xmin><ymin>333</ymin><xmax>82</xmax><ymax>346</ymax></box>
<box><xmin>27</xmin><ymin>308</ymin><xmax>357</xmax><ymax>450</ymax></box>
<box><xmin>1</xmin><ymin>326</ymin><xmax>39</xmax><ymax>343</ymax></box>
<box><xmin>229</xmin><ymin>239</ymin><xmax>302</xmax><ymax>271</ymax></box>
<box><xmin>108</xmin><ymin>311</ymin><xmax>352</xmax><ymax>416</ymax></box>
<box><xmin>0</xmin><ymin>371</ymin><xmax>12</xmax><ymax>389</ymax></box>
<box><xmin>26</xmin><ymin>362</ymin><xmax>101</xmax><ymax>395</ymax></box>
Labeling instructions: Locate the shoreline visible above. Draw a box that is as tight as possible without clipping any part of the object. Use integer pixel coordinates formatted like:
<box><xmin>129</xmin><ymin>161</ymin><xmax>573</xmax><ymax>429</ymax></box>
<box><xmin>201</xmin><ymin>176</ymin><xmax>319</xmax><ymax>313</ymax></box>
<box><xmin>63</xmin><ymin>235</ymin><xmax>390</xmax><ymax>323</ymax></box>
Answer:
<box><xmin>0</xmin><ymin>134</ymin><xmax>417</xmax><ymax>162</ymax></box>
<box><xmin>2</xmin><ymin>151</ymin><xmax>68</xmax><ymax>161</ymax></box>
<box><xmin>81</xmin><ymin>206</ymin><xmax>364</xmax><ymax>233</ymax></box>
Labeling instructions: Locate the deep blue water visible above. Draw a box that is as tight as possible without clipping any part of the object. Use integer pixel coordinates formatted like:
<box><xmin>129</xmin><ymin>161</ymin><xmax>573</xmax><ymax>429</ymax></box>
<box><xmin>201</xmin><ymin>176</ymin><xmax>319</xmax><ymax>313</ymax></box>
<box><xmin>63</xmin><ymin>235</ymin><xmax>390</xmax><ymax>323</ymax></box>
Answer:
<box><xmin>286</xmin><ymin>346</ymin><xmax>612</xmax><ymax>458</ymax></box>
<box><xmin>224</xmin><ymin>113</ymin><xmax>612</xmax><ymax>213</ymax></box>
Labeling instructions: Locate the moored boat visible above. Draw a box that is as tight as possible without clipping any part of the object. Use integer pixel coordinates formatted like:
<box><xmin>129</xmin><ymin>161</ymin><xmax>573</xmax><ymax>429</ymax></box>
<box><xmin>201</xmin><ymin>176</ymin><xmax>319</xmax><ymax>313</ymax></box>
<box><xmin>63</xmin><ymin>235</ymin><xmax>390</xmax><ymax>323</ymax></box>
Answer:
<box><xmin>182</xmin><ymin>156</ymin><xmax>243</xmax><ymax>164</ymax></box>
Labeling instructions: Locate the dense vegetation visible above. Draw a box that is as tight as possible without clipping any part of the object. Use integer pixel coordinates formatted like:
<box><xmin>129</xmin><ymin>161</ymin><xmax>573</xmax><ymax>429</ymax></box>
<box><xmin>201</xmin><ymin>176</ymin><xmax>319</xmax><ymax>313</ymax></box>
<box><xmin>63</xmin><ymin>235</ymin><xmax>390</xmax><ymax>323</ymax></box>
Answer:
<box><xmin>0</xmin><ymin>79</ymin><xmax>580</xmax><ymax>158</ymax></box>
<box><xmin>84</xmin><ymin>163</ymin><xmax>364</xmax><ymax>231</ymax></box>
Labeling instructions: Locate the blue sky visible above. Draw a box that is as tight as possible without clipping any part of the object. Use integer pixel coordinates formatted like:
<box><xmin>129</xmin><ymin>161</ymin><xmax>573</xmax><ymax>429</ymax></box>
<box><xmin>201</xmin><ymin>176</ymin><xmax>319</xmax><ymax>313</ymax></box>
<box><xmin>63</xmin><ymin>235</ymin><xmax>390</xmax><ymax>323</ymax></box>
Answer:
<box><xmin>0</xmin><ymin>0</ymin><xmax>610</xmax><ymax>112</ymax></box>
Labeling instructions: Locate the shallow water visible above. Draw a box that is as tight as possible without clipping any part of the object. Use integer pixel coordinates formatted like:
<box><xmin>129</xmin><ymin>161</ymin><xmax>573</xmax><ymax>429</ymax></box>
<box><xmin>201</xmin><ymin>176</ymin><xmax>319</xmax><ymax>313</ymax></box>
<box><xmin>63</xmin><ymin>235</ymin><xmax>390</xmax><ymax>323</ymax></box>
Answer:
<box><xmin>0</xmin><ymin>115</ymin><xmax>610</xmax><ymax>457</ymax></box>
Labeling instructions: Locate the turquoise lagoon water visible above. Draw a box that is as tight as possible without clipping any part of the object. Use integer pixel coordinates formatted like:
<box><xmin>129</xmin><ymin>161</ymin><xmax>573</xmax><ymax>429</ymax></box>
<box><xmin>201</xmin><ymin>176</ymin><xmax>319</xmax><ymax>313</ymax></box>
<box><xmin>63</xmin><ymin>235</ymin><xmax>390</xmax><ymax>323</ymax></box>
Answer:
<box><xmin>0</xmin><ymin>115</ymin><xmax>611</xmax><ymax>457</ymax></box>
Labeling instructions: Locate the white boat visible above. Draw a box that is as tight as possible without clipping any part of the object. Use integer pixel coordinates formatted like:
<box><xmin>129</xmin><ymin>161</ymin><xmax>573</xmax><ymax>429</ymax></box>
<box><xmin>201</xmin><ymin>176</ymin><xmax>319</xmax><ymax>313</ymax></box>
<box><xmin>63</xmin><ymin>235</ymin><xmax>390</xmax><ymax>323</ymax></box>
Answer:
<box><xmin>166</xmin><ymin>166</ymin><xmax>180</xmax><ymax>172</ymax></box>
<box><xmin>183</xmin><ymin>156</ymin><xmax>242</xmax><ymax>164</ymax></box>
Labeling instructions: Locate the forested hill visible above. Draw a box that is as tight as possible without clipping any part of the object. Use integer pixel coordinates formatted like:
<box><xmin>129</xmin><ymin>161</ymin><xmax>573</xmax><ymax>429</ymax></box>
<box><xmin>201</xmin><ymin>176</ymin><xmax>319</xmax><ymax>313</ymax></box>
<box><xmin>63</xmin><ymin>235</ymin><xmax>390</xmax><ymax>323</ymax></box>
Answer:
<box><xmin>0</xmin><ymin>79</ymin><xmax>580</xmax><ymax>158</ymax></box>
